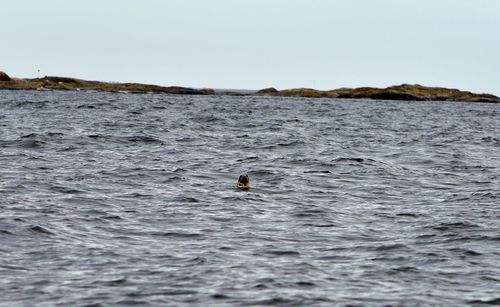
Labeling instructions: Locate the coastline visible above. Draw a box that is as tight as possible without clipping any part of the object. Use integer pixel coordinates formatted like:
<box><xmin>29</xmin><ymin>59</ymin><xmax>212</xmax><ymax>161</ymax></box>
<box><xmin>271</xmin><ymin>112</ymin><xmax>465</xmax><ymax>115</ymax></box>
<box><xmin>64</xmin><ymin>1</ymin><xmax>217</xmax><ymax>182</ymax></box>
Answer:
<box><xmin>1</xmin><ymin>72</ymin><xmax>499</xmax><ymax>103</ymax></box>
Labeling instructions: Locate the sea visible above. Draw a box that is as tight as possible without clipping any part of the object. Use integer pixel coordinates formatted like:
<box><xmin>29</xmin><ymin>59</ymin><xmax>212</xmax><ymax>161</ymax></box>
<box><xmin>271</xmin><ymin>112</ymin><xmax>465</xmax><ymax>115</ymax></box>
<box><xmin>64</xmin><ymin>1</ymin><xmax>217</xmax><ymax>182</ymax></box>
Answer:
<box><xmin>1</xmin><ymin>90</ymin><xmax>499</xmax><ymax>306</ymax></box>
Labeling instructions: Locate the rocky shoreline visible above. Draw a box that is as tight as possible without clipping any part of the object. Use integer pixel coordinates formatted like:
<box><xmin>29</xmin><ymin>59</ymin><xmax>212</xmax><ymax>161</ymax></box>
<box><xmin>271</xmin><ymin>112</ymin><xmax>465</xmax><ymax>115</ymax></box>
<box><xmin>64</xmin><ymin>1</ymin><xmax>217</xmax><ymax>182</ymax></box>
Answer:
<box><xmin>1</xmin><ymin>71</ymin><xmax>499</xmax><ymax>103</ymax></box>
<box><xmin>0</xmin><ymin>73</ymin><xmax>214</xmax><ymax>95</ymax></box>
<box><xmin>254</xmin><ymin>84</ymin><xmax>500</xmax><ymax>103</ymax></box>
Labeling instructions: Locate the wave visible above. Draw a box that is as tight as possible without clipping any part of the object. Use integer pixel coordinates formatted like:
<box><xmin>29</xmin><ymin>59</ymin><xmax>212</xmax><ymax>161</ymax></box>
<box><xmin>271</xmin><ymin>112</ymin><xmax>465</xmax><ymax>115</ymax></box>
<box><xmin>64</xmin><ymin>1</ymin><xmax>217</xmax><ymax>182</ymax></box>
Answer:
<box><xmin>152</xmin><ymin>232</ymin><xmax>204</xmax><ymax>239</ymax></box>
<box><xmin>85</xmin><ymin>133</ymin><xmax>164</xmax><ymax>144</ymax></box>
<box><xmin>30</xmin><ymin>225</ymin><xmax>54</xmax><ymax>235</ymax></box>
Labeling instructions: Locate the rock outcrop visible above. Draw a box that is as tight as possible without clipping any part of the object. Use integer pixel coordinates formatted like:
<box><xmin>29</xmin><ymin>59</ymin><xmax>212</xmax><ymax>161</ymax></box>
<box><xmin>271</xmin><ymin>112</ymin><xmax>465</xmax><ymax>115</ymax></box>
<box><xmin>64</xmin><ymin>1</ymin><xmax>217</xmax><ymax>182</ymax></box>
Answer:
<box><xmin>328</xmin><ymin>84</ymin><xmax>500</xmax><ymax>103</ymax></box>
<box><xmin>0</xmin><ymin>74</ymin><xmax>214</xmax><ymax>95</ymax></box>
<box><xmin>0</xmin><ymin>72</ymin><xmax>498</xmax><ymax>103</ymax></box>
<box><xmin>256</xmin><ymin>87</ymin><xmax>278</xmax><ymax>94</ymax></box>
<box><xmin>0</xmin><ymin>71</ymin><xmax>11</xmax><ymax>81</ymax></box>
<box><xmin>255</xmin><ymin>84</ymin><xmax>500</xmax><ymax>103</ymax></box>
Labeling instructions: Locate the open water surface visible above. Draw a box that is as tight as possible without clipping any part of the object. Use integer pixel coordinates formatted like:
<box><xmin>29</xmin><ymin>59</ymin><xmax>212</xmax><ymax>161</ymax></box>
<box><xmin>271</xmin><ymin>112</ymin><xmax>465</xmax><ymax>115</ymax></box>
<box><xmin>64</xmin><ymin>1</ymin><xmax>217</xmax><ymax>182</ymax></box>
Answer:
<box><xmin>1</xmin><ymin>90</ymin><xmax>500</xmax><ymax>306</ymax></box>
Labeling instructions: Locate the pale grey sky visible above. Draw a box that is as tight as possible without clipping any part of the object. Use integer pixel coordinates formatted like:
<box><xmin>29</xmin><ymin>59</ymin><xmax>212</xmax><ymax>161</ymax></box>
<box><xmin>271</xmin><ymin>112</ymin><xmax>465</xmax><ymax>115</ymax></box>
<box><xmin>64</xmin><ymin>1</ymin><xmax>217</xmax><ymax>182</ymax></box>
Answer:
<box><xmin>2</xmin><ymin>0</ymin><xmax>500</xmax><ymax>94</ymax></box>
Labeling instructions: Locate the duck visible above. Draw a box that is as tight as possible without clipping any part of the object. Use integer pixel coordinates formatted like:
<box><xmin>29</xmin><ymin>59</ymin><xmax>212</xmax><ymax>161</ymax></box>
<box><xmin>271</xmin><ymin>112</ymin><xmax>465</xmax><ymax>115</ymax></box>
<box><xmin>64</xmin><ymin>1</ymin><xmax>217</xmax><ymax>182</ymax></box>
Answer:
<box><xmin>237</xmin><ymin>174</ymin><xmax>250</xmax><ymax>190</ymax></box>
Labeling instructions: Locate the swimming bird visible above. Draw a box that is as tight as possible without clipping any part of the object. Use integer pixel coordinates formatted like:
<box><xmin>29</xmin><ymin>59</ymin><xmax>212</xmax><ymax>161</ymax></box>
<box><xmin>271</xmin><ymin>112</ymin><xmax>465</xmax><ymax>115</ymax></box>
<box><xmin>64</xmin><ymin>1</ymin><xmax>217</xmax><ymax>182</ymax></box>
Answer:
<box><xmin>237</xmin><ymin>174</ymin><xmax>250</xmax><ymax>190</ymax></box>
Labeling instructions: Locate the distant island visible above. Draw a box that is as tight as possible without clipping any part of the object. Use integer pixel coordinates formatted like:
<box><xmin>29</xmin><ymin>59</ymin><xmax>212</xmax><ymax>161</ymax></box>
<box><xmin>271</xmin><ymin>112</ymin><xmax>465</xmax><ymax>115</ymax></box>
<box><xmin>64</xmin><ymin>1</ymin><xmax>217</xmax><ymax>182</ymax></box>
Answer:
<box><xmin>1</xmin><ymin>71</ymin><xmax>498</xmax><ymax>103</ymax></box>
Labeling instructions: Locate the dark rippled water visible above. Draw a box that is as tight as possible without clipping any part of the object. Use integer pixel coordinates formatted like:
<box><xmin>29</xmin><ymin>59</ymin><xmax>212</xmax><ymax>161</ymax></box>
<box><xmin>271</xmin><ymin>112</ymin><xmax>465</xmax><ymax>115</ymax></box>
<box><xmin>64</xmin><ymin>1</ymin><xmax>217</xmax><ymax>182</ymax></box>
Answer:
<box><xmin>1</xmin><ymin>90</ymin><xmax>500</xmax><ymax>306</ymax></box>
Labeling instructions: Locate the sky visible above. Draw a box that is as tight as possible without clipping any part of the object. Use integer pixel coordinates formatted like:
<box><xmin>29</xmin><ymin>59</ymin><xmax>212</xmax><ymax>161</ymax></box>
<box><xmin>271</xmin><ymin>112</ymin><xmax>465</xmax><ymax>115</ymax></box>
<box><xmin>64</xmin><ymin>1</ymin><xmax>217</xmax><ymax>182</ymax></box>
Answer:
<box><xmin>2</xmin><ymin>0</ymin><xmax>500</xmax><ymax>95</ymax></box>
